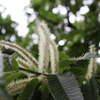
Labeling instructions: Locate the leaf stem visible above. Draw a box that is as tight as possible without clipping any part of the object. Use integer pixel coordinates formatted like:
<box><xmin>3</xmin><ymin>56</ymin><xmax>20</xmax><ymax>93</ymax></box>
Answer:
<box><xmin>19</xmin><ymin>68</ymin><xmax>48</xmax><ymax>76</ymax></box>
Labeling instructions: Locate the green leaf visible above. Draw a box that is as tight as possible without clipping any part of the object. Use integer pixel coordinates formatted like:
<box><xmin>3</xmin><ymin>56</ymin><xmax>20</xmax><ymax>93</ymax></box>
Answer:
<box><xmin>12</xmin><ymin>59</ymin><xmax>19</xmax><ymax>70</ymax></box>
<box><xmin>47</xmin><ymin>72</ymin><xmax>83</xmax><ymax>100</ymax></box>
<box><xmin>40</xmin><ymin>83</ymin><xmax>50</xmax><ymax>100</ymax></box>
<box><xmin>81</xmin><ymin>77</ymin><xmax>99</xmax><ymax>100</ymax></box>
<box><xmin>60</xmin><ymin>60</ymin><xmax>75</xmax><ymax>68</ymax></box>
<box><xmin>3</xmin><ymin>72</ymin><xmax>12</xmax><ymax>79</ymax></box>
<box><xmin>78</xmin><ymin>76</ymin><xmax>86</xmax><ymax>86</ymax></box>
<box><xmin>59</xmin><ymin>52</ymin><xmax>70</xmax><ymax>60</ymax></box>
<box><xmin>69</xmin><ymin>67</ymin><xmax>86</xmax><ymax>76</ymax></box>
<box><xmin>60</xmin><ymin>66</ymin><xmax>70</xmax><ymax>73</ymax></box>
<box><xmin>17</xmin><ymin>78</ymin><xmax>39</xmax><ymax>100</ymax></box>
<box><xmin>5</xmin><ymin>72</ymin><xmax>23</xmax><ymax>86</ymax></box>
<box><xmin>39</xmin><ymin>9</ymin><xmax>63</xmax><ymax>23</ymax></box>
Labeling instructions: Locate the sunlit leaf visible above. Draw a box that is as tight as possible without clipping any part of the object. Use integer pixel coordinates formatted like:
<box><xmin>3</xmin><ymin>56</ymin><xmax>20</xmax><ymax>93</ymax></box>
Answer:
<box><xmin>59</xmin><ymin>52</ymin><xmax>70</xmax><ymax>60</ymax></box>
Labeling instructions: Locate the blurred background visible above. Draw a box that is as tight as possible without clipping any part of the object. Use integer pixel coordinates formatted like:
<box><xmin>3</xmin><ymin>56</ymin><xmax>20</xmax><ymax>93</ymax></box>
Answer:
<box><xmin>0</xmin><ymin>0</ymin><xmax>100</xmax><ymax>62</ymax></box>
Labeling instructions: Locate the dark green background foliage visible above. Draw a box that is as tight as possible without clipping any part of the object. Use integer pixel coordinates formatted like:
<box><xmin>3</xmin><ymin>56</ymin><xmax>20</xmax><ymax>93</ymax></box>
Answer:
<box><xmin>1</xmin><ymin>0</ymin><xmax>100</xmax><ymax>100</ymax></box>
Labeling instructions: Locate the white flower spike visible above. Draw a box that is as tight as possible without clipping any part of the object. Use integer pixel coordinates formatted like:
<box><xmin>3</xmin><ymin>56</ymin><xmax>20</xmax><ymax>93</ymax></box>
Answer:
<box><xmin>37</xmin><ymin>22</ymin><xmax>50</xmax><ymax>74</ymax></box>
<box><xmin>86</xmin><ymin>45</ymin><xmax>97</xmax><ymax>80</ymax></box>
<box><xmin>0</xmin><ymin>40</ymin><xmax>38</xmax><ymax>70</ymax></box>
<box><xmin>16</xmin><ymin>57</ymin><xmax>32</xmax><ymax>70</ymax></box>
<box><xmin>50</xmin><ymin>40</ymin><xmax>59</xmax><ymax>74</ymax></box>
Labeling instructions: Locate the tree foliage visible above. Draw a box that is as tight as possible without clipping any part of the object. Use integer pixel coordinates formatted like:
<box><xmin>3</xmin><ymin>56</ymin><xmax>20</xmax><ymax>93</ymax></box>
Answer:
<box><xmin>0</xmin><ymin>0</ymin><xmax>100</xmax><ymax>100</ymax></box>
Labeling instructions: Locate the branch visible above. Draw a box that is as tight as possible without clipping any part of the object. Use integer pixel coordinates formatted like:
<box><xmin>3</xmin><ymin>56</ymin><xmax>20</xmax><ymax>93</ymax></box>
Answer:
<box><xmin>19</xmin><ymin>68</ymin><xmax>48</xmax><ymax>76</ymax></box>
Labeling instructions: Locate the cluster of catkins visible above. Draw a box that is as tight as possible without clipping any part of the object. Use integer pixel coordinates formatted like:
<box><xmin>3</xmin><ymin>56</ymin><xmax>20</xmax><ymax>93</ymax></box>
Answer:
<box><xmin>0</xmin><ymin>21</ymin><xmax>59</xmax><ymax>96</ymax></box>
